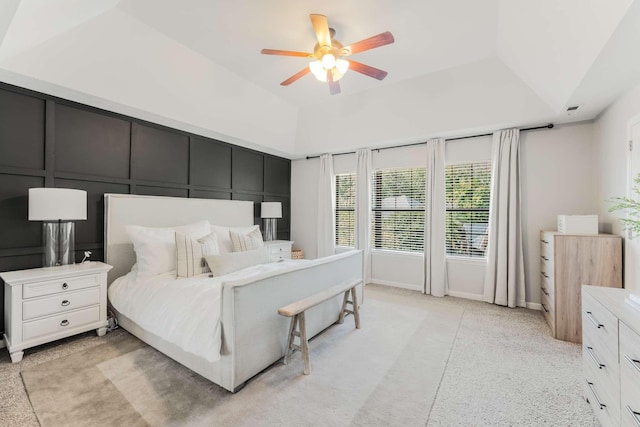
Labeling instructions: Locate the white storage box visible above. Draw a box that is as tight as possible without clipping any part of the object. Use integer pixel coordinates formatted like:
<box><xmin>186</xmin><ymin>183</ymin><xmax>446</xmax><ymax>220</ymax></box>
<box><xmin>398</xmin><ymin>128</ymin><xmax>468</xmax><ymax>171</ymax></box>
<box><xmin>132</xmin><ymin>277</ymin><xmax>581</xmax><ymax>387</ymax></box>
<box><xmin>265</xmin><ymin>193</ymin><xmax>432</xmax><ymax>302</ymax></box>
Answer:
<box><xmin>557</xmin><ymin>215</ymin><xmax>598</xmax><ymax>234</ymax></box>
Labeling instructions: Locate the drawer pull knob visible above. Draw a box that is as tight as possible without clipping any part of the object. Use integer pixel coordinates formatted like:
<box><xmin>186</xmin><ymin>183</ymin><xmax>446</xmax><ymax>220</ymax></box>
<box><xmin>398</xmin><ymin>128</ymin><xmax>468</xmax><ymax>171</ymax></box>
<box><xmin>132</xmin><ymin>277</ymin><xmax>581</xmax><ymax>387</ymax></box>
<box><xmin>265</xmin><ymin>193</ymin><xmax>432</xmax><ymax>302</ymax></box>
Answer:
<box><xmin>624</xmin><ymin>354</ymin><xmax>640</xmax><ymax>375</ymax></box>
<box><xmin>541</xmin><ymin>239</ymin><xmax>549</xmax><ymax>244</ymax></box>
<box><xmin>61</xmin><ymin>300</ymin><xmax>70</xmax><ymax>307</ymax></box>
<box><xmin>62</xmin><ymin>283</ymin><xmax>69</xmax><ymax>290</ymax></box>
<box><xmin>584</xmin><ymin>311</ymin><xmax>604</xmax><ymax>329</ymax></box>
<box><xmin>541</xmin><ymin>287</ymin><xmax>549</xmax><ymax>296</ymax></box>
<box><xmin>540</xmin><ymin>255</ymin><xmax>549</xmax><ymax>261</ymax></box>
<box><xmin>626</xmin><ymin>405</ymin><xmax>640</xmax><ymax>427</ymax></box>
<box><xmin>586</xmin><ymin>346</ymin><xmax>605</xmax><ymax>369</ymax></box>
<box><xmin>60</xmin><ymin>320</ymin><xmax>69</xmax><ymax>327</ymax></box>
<box><xmin>541</xmin><ymin>272</ymin><xmax>549</xmax><ymax>279</ymax></box>
<box><xmin>541</xmin><ymin>303</ymin><xmax>549</xmax><ymax>313</ymax></box>
<box><xmin>586</xmin><ymin>381</ymin><xmax>606</xmax><ymax>410</ymax></box>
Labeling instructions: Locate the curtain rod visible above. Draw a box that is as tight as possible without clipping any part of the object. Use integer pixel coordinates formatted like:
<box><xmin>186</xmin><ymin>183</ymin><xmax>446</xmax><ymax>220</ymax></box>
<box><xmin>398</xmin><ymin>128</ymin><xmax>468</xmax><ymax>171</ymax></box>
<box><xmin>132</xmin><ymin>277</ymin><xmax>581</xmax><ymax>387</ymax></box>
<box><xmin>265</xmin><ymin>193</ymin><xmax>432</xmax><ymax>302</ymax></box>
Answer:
<box><xmin>304</xmin><ymin>123</ymin><xmax>554</xmax><ymax>160</ymax></box>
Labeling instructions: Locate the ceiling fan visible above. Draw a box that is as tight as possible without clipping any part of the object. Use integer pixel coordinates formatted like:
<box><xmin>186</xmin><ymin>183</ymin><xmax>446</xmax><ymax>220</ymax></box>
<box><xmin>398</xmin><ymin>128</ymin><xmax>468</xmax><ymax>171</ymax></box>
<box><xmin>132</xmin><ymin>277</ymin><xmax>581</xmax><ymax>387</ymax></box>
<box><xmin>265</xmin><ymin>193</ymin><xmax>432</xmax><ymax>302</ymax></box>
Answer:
<box><xmin>261</xmin><ymin>14</ymin><xmax>394</xmax><ymax>95</ymax></box>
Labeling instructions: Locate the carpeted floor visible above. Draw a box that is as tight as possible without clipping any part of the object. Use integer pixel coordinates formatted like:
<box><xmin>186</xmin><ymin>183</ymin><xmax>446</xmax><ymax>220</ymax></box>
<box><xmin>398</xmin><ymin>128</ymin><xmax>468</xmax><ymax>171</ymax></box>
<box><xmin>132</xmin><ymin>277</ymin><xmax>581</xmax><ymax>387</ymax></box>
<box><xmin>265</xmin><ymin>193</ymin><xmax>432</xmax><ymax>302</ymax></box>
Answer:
<box><xmin>0</xmin><ymin>285</ymin><xmax>598</xmax><ymax>427</ymax></box>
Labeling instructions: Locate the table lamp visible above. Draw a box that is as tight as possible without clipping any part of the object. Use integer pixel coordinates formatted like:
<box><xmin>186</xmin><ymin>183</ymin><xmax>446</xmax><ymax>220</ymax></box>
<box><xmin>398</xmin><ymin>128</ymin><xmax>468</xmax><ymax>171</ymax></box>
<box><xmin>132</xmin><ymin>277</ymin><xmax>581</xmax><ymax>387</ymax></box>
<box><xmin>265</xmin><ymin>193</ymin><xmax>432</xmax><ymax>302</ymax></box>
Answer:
<box><xmin>29</xmin><ymin>188</ymin><xmax>87</xmax><ymax>267</ymax></box>
<box><xmin>261</xmin><ymin>202</ymin><xmax>282</xmax><ymax>241</ymax></box>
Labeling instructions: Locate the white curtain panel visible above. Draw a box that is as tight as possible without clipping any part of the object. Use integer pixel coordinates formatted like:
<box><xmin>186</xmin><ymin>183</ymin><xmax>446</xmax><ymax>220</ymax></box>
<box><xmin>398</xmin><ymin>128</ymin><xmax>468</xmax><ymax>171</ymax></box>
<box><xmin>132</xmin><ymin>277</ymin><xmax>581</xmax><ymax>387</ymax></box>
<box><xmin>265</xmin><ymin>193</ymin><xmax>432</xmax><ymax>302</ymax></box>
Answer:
<box><xmin>355</xmin><ymin>148</ymin><xmax>372</xmax><ymax>283</ymax></box>
<box><xmin>424</xmin><ymin>138</ymin><xmax>448</xmax><ymax>296</ymax></box>
<box><xmin>317</xmin><ymin>154</ymin><xmax>336</xmax><ymax>258</ymax></box>
<box><xmin>483</xmin><ymin>129</ymin><xmax>526</xmax><ymax>308</ymax></box>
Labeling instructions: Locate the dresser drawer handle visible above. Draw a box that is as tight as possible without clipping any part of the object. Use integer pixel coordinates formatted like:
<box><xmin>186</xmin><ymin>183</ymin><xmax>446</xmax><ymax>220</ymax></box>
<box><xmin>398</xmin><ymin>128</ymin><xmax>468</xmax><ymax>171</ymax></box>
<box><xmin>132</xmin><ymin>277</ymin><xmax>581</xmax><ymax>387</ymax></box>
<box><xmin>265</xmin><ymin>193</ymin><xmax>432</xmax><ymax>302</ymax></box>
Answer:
<box><xmin>60</xmin><ymin>320</ymin><xmax>69</xmax><ymax>327</ymax></box>
<box><xmin>61</xmin><ymin>300</ymin><xmax>70</xmax><ymax>307</ymax></box>
<box><xmin>584</xmin><ymin>311</ymin><xmax>604</xmax><ymax>329</ymax></box>
<box><xmin>540</xmin><ymin>255</ymin><xmax>549</xmax><ymax>261</ymax></box>
<box><xmin>541</xmin><ymin>287</ymin><xmax>549</xmax><ymax>296</ymax></box>
<box><xmin>541</xmin><ymin>239</ymin><xmax>549</xmax><ymax>244</ymax></box>
<box><xmin>586</xmin><ymin>381</ymin><xmax>606</xmax><ymax>410</ymax></box>
<box><xmin>541</xmin><ymin>272</ymin><xmax>549</xmax><ymax>279</ymax></box>
<box><xmin>626</xmin><ymin>405</ymin><xmax>640</xmax><ymax>427</ymax></box>
<box><xmin>541</xmin><ymin>303</ymin><xmax>549</xmax><ymax>313</ymax></box>
<box><xmin>624</xmin><ymin>354</ymin><xmax>640</xmax><ymax>375</ymax></box>
<box><xmin>62</xmin><ymin>283</ymin><xmax>69</xmax><ymax>290</ymax></box>
<box><xmin>586</xmin><ymin>346</ymin><xmax>605</xmax><ymax>369</ymax></box>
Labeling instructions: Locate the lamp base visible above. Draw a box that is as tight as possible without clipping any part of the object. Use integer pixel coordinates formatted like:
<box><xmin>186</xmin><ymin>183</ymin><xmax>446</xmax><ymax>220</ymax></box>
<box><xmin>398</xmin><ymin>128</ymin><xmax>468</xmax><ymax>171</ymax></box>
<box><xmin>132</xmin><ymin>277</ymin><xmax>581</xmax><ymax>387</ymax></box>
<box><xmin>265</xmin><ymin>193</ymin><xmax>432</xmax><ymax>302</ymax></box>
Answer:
<box><xmin>264</xmin><ymin>218</ymin><xmax>277</xmax><ymax>241</ymax></box>
<box><xmin>43</xmin><ymin>221</ymin><xmax>75</xmax><ymax>267</ymax></box>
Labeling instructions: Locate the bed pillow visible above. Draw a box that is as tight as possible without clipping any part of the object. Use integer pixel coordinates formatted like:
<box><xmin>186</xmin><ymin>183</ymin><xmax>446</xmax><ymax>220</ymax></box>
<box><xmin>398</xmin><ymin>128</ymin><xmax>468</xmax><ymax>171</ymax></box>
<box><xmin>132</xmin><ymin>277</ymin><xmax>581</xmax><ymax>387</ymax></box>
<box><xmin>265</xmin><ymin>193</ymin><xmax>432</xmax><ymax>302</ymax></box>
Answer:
<box><xmin>126</xmin><ymin>220</ymin><xmax>211</xmax><ymax>278</ymax></box>
<box><xmin>175</xmin><ymin>231</ymin><xmax>220</xmax><ymax>278</ymax></box>
<box><xmin>229</xmin><ymin>228</ymin><xmax>264</xmax><ymax>252</ymax></box>
<box><xmin>204</xmin><ymin>248</ymin><xmax>269</xmax><ymax>277</ymax></box>
<box><xmin>210</xmin><ymin>224</ymin><xmax>261</xmax><ymax>254</ymax></box>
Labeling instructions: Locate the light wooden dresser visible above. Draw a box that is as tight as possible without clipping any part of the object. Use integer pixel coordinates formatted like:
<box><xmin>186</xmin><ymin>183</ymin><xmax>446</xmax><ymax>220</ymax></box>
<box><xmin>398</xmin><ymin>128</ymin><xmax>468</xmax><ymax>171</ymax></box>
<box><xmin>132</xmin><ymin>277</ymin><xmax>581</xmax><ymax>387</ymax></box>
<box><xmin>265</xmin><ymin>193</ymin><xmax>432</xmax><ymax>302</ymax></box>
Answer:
<box><xmin>582</xmin><ymin>286</ymin><xmax>640</xmax><ymax>427</ymax></box>
<box><xmin>2</xmin><ymin>262</ymin><xmax>112</xmax><ymax>362</ymax></box>
<box><xmin>540</xmin><ymin>231</ymin><xmax>622</xmax><ymax>343</ymax></box>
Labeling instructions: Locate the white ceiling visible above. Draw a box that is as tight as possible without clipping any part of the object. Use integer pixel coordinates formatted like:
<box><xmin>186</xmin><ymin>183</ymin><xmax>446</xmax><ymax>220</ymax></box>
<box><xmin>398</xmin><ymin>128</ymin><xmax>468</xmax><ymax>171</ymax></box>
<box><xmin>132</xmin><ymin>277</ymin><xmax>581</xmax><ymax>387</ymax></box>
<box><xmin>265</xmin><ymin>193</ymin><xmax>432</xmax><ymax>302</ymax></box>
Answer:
<box><xmin>0</xmin><ymin>0</ymin><xmax>639</xmax><ymax>158</ymax></box>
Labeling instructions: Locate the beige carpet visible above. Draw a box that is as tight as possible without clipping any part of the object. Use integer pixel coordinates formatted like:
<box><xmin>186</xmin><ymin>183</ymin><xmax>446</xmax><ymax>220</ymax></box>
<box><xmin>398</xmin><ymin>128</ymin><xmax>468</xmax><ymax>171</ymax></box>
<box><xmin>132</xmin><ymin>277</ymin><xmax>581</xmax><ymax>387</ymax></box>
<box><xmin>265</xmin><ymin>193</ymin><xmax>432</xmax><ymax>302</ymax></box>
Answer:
<box><xmin>5</xmin><ymin>285</ymin><xmax>597</xmax><ymax>426</ymax></box>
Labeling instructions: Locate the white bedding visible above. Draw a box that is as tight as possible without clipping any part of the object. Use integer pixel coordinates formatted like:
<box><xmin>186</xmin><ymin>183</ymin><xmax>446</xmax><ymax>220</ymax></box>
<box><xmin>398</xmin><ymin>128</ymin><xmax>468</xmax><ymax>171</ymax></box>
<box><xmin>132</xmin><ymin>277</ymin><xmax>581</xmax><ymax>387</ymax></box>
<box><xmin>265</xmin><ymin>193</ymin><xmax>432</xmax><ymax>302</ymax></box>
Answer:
<box><xmin>108</xmin><ymin>260</ymin><xmax>308</xmax><ymax>363</ymax></box>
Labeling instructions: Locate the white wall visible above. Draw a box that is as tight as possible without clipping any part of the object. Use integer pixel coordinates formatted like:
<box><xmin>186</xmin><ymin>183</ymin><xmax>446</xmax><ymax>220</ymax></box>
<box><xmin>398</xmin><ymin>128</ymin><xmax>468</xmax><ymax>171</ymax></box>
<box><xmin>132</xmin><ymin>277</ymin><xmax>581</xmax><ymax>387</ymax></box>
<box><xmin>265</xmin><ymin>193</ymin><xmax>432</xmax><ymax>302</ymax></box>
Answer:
<box><xmin>291</xmin><ymin>122</ymin><xmax>595</xmax><ymax>305</ymax></box>
<box><xmin>593</xmin><ymin>82</ymin><xmax>640</xmax><ymax>292</ymax></box>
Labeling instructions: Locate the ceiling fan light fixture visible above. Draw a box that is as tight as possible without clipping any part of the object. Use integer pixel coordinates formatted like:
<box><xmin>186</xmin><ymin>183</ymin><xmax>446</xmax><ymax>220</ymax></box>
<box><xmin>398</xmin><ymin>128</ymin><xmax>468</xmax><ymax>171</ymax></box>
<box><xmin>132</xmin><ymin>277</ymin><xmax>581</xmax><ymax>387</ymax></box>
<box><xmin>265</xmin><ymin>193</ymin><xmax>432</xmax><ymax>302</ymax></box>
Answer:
<box><xmin>321</xmin><ymin>53</ymin><xmax>336</xmax><ymax>69</ymax></box>
<box><xmin>309</xmin><ymin>60</ymin><xmax>327</xmax><ymax>82</ymax></box>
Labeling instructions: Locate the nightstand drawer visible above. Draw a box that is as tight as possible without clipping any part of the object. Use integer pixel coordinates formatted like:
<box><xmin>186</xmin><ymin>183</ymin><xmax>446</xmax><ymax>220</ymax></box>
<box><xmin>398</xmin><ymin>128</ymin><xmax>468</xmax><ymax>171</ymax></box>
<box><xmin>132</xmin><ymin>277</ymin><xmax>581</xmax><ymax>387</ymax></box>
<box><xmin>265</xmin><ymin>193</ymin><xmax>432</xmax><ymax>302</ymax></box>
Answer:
<box><xmin>23</xmin><ymin>306</ymin><xmax>100</xmax><ymax>341</ymax></box>
<box><xmin>268</xmin><ymin>245</ymin><xmax>287</xmax><ymax>254</ymax></box>
<box><xmin>23</xmin><ymin>287</ymin><xmax>100</xmax><ymax>321</ymax></box>
<box><xmin>23</xmin><ymin>274</ymin><xmax>99</xmax><ymax>299</ymax></box>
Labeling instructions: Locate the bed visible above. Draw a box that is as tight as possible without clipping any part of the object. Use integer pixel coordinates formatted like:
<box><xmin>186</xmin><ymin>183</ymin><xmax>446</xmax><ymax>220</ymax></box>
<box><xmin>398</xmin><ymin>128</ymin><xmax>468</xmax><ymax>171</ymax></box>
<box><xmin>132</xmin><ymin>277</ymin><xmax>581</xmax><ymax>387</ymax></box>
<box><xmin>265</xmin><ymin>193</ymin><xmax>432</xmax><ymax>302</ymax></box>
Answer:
<box><xmin>104</xmin><ymin>193</ymin><xmax>363</xmax><ymax>392</ymax></box>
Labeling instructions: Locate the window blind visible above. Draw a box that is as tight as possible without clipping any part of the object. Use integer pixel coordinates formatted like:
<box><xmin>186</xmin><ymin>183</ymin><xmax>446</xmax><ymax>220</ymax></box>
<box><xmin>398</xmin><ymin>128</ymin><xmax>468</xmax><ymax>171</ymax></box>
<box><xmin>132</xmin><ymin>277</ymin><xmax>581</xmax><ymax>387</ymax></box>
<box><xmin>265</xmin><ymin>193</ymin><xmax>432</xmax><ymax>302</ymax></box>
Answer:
<box><xmin>371</xmin><ymin>168</ymin><xmax>426</xmax><ymax>252</ymax></box>
<box><xmin>335</xmin><ymin>173</ymin><xmax>356</xmax><ymax>247</ymax></box>
<box><xmin>445</xmin><ymin>161</ymin><xmax>492</xmax><ymax>258</ymax></box>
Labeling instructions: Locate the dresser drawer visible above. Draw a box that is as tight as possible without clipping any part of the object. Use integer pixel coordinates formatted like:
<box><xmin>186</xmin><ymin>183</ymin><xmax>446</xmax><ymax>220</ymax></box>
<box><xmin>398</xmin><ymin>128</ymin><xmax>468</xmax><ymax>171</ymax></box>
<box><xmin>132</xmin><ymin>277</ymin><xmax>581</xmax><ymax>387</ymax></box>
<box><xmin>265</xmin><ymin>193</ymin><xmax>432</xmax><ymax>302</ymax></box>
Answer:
<box><xmin>540</xmin><ymin>275</ymin><xmax>553</xmax><ymax>301</ymax></box>
<box><xmin>23</xmin><ymin>306</ymin><xmax>100</xmax><ymax>341</ymax></box>
<box><xmin>583</xmin><ymin>339</ymin><xmax>619</xmax><ymax>395</ymax></box>
<box><xmin>541</xmin><ymin>291</ymin><xmax>555</xmax><ymax>331</ymax></box>
<box><xmin>23</xmin><ymin>287</ymin><xmax>100</xmax><ymax>321</ymax></box>
<box><xmin>268</xmin><ymin>245</ymin><xmax>288</xmax><ymax>254</ymax></box>
<box><xmin>620</xmin><ymin>322</ymin><xmax>640</xmax><ymax>427</ymax></box>
<box><xmin>540</xmin><ymin>232</ymin><xmax>554</xmax><ymax>257</ymax></box>
<box><xmin>584</xmin><ymin>373</ymin><xmax>619</xmax><ymax>427</ymax></box>
<box><xmin>23</xmin><ymin>274</ymin><xmax>100</xmax><ymax>299</ymax></box>
<box><xmin>582</xmin><ymin>291</ymin><xmax>618</xmax><ymax>361</ymax></box>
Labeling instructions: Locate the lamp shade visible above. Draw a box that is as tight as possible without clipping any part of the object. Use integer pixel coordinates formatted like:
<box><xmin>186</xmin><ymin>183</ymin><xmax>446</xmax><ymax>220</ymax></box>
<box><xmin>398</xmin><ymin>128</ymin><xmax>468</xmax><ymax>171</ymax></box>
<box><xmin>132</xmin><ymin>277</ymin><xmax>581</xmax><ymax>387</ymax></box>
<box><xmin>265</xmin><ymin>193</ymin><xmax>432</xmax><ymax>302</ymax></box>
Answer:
<box><xmin>261</xmin><ymin>202</ymin><xmax>282</xmax><ymax>219</ymax></box>
<box><xmin>29</xmin><ymin>188</ymin><xmax>87</xmax><ymax>221</ymax></box>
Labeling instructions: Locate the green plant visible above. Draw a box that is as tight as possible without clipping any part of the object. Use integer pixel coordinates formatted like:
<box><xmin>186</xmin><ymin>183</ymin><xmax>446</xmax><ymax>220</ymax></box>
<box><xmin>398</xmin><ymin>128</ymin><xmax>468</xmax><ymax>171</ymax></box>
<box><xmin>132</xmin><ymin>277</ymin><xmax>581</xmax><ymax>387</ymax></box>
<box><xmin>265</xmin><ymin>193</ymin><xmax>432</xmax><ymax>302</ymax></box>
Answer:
<box><xmin>609</xmin><ymin>174</ymin><xmax>640</xmax><ymax>234</ymax></box>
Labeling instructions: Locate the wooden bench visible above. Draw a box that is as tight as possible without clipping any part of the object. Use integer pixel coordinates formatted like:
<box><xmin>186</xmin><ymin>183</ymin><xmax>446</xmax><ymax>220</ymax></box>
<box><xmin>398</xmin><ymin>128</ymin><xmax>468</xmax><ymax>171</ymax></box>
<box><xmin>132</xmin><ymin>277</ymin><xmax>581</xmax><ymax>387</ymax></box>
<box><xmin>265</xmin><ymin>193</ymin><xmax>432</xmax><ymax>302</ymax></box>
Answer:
<box><xmin>277</xmin><ymin>279</ymin><xmax>361</xmax><ymax>375</ymax></box>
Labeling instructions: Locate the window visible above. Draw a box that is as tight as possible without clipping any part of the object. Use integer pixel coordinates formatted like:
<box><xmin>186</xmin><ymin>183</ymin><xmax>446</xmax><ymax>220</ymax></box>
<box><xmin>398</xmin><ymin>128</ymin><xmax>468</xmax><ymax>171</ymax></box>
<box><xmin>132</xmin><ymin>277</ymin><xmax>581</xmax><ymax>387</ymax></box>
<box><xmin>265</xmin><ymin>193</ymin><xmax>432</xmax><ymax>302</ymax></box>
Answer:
<box><xmin>445</xmin><ymin>161</ymin><xmax>492</xmax><ymax>257</ymax></box>
<box><xmin>371</xmin><ymin>168</ymin><xmax>426</xmax><ymax>252</ymax></box>
<box><xmin>335</xmin><ymin>173</ymin><xmax>356</xmax><ymax>247</ymax></box>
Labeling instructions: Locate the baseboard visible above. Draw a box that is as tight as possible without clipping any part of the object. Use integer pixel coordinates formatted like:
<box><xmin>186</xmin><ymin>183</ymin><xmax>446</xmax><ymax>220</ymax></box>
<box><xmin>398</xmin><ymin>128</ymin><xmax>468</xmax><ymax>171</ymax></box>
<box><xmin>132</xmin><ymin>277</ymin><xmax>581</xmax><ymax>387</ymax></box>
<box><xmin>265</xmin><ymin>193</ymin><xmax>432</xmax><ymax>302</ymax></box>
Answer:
<box><xmin>526</xmin><ymin>302</ymin><xmax>542</xmax><ymax>311</ymax></box>
<box><xmin>371</xmin><ymin>279</ymin><xmax>422</xmax><ymax>292</ymax></box>
<box><xmin>447</xmin><ymin>290</ymin><xmax>484</xmax><ymax>302</ymax></box>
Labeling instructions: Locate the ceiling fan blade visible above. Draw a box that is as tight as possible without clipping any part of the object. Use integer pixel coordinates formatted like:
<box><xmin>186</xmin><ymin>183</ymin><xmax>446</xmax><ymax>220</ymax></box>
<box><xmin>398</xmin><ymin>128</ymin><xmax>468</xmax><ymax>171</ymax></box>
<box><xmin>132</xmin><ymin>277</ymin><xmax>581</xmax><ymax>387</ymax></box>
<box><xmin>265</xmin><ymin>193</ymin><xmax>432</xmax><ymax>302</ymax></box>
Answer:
<box><xmin>327</xmin><ymin>70</ymin><xmax>341</xmax><ymax>95</ymax></box>
<box><xmin>348</xmin><ymin>60</ymin><xmax>388</xmax><ymax>80</ymax></box>
<box><xmin>280</xmin><ymin>68</ymin><xmax>311</xmax><ymax>86</ymax></box>
<box><xmin>344</xmin><ymin>31</ymin><xmax>395</xmax><ymax>55</ymax></box>
<box><xmin>261</xmin><ymin>49</ymin><xmax>312</xmax><ymax>58</ymax></box>
<box><xmin>310</xmin><ymin>14</ymin><xmax>332</xmax><ymax>47</ymax></box>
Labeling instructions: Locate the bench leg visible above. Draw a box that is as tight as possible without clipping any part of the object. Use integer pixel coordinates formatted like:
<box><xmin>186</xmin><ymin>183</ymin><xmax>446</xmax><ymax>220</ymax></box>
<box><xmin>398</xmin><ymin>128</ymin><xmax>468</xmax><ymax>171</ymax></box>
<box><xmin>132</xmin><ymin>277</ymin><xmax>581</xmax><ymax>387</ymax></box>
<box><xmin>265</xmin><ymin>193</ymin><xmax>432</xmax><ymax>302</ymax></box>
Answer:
<box><xmin>284</xmin><ymin>315</ymin><xmax>297</xmax><ymax>365</ymax></box>
<box><xmin>338</xmin><ymin>290</ymin><xmax>350</xmax><ymax>324</ymax></box>
<box><xmin>351</xmin><ymin>287</ymin><xmax>361</xmax><ymax>329</ymax></box>
<box><xmin>299</xmin><ymin>312</ymin><xmax>311</xmax><ymax>375</ymax></box>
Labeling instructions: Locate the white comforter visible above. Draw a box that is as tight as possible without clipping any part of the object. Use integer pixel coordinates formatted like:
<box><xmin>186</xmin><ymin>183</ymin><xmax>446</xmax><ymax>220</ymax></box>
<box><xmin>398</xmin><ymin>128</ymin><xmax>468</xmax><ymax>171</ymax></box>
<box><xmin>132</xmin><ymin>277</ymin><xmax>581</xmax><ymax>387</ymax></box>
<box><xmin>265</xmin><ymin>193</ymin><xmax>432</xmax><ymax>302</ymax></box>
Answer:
<box><xmin>108</xmin><ymin>260</ymin><xmax>307</xmax><ymax>363</ymax></box>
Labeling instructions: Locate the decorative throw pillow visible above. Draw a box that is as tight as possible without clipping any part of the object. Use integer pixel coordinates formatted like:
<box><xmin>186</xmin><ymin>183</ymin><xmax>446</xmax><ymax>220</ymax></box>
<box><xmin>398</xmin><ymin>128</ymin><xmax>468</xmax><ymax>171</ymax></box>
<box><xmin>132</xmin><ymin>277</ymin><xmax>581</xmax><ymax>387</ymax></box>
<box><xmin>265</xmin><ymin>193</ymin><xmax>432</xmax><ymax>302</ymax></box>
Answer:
<box><xmin>229</xmin><ymin>228</ymin><xmax>265</xmax><ymax>252</ymax></box>
<box><xmin>126</xmin><ymin>220</ymin><xmax>211</xmax><ymax>278</ymax></box>
<box><xmin>175</xmin><ymin>231</ymin><xmax>220</xmax><ymax>278</ymax></box>
<box><xmin>211</xmin><ymin>224</ymin><xmax>261</xmax><ymax>254</ymax></box>
<box><xmin>204</xmin><ymin>248</ymin><xmax>269</xmax><ymax>277</ymax></box>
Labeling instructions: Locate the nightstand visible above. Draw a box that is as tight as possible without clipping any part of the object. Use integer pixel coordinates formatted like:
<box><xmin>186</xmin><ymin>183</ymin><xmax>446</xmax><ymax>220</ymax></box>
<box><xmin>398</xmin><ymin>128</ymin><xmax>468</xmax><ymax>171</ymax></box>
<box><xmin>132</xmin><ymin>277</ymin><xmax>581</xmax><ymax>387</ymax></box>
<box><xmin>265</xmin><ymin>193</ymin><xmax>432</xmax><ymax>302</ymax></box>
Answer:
<box><xmin>264</xmin><ymin>240</ymin><xmax>294</xmax><ymax>262</ymax></box>
<box><xmin>2</xmin><ymin>262</ymin><xmax>112</xmax><ymax>363</ymax></box>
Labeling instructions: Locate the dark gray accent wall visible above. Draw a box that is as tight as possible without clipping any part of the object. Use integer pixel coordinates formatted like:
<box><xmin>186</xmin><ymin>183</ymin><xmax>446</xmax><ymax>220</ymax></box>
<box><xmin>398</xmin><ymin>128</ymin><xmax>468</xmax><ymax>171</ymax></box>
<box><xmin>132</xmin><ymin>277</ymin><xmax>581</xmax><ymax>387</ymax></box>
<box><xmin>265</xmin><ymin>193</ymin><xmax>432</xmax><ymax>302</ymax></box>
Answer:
<box><xmin>0</xmin><ymin>82</ymin><xmax>291</xmax><ymax>335</ymax></box>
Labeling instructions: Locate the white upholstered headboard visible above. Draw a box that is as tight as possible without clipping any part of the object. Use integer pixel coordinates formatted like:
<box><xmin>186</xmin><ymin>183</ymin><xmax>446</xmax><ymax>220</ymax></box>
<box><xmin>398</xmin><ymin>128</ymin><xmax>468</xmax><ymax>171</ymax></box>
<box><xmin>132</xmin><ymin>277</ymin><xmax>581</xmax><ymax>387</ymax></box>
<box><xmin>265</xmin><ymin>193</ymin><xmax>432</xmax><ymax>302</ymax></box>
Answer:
<box><xmin>104</xmin><ymin>194</ymin><xmax>254</xmax><ymax>284</ymax></box>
